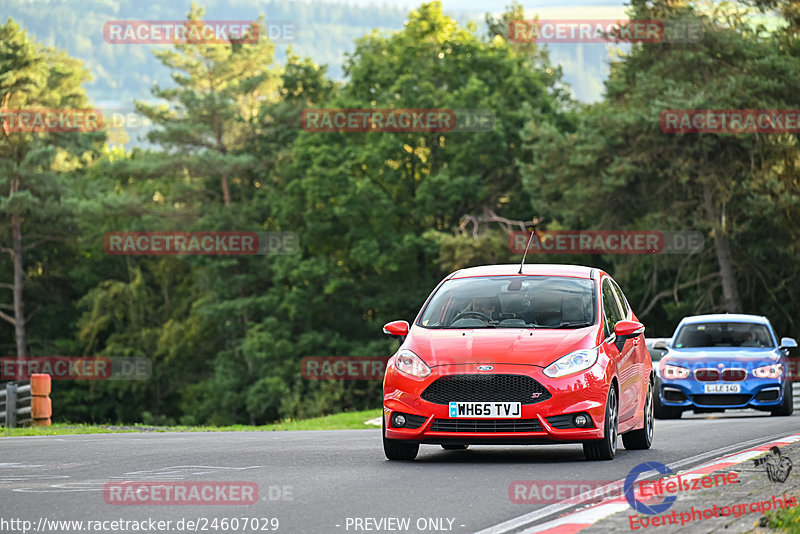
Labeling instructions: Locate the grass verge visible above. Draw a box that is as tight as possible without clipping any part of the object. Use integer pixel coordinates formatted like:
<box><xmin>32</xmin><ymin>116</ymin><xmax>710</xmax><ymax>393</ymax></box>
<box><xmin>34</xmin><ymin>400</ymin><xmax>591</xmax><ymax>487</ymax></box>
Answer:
<box><xmin>1</xmin><ymin>408</ymin><xmax>383</xmax><ymax>437</ymax></box>
<box><xmin>764</xmin><ymin>490</ymin><xmax>800</xmax><ymax>533</ymax></box>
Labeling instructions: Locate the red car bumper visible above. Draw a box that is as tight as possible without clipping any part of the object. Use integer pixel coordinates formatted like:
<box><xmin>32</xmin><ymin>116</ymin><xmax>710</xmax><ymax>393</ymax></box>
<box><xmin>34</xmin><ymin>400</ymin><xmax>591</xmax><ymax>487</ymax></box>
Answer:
<box><xmin>383</xmin><ymin>361</ymin><xmax>612</xmax><ymax>444</ymax></box>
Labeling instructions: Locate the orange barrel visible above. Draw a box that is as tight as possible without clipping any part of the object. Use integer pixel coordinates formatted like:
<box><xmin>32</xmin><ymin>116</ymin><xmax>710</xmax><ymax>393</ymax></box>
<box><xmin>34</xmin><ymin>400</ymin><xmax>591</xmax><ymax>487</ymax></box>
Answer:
<box><xmin>30</xmin><ymin>373</ymin><xmax>52</xmax><ymax>426</ymax></box>
<box><xmin>30</xmin><ymin>373</ymin><xmax>51</xmax><ymax>396</ymax></box>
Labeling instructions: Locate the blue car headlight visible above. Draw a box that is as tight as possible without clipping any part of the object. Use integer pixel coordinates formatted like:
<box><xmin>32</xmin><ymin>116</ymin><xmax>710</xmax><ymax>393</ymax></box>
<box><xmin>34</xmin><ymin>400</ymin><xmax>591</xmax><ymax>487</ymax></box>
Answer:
<box><xmin>659</xmin><ymin>360</ymin><xmax>690</xmax><ymax>379</ymax></box>
<box><xmin>752</xmin><ymin>363</ymin><xmax>783</xmax><ymax>379</ymax></box>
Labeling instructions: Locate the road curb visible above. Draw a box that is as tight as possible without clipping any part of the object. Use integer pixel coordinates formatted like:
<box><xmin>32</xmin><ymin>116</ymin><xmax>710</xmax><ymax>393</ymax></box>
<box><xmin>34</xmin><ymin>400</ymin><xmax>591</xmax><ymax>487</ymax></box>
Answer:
<box><xmin>522</xmin><ymin>431</ymin><xmax>800</xmax><ymax>533</ymax></box>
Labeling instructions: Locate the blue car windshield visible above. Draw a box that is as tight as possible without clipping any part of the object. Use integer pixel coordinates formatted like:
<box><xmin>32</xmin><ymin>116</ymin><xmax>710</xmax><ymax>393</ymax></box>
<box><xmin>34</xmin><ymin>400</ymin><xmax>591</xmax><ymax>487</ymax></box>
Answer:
<box><xmin>673</xmin><ymin>322</ymin><xmax>775</xmax><ymax>349</ymax></box>
<box><xmin>418</xmin><ymin>276</ymin><xmax>596</xmax><ymax>329</ymax></box>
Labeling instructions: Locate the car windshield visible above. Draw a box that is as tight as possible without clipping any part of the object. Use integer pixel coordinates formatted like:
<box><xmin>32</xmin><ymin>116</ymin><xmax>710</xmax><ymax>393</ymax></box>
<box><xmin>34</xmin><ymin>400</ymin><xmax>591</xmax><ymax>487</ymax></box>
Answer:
<box><xmin>673</xmin><ymin>322</ymin><xmax>775</xmax><ymax>349</ymax></box>
<box><xmin>418</xmin><ymin>276</ymin><xmax>596</xmax><ymax>329</ymax></box>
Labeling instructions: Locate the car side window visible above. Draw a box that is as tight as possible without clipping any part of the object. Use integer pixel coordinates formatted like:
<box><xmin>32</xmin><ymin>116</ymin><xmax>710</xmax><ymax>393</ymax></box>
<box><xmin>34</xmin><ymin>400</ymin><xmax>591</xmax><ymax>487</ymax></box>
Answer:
<box><xmin>610</xmin><ymin>279</ymin><xmax>630</xmax><ymax>319</ymax></box>
<box><xmin>602</xmin><ymin>279</ymin><xmax>624</xmax><ymax>339</ymax></box>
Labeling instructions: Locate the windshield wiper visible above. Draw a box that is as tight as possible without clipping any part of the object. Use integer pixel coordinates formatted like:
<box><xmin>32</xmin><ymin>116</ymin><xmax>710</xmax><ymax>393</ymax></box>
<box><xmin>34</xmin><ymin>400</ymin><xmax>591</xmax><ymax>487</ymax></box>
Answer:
<box><xmin>550</xmin><ymin>322</ymin><xmax>593</xmax><ymax>329</ymax></box>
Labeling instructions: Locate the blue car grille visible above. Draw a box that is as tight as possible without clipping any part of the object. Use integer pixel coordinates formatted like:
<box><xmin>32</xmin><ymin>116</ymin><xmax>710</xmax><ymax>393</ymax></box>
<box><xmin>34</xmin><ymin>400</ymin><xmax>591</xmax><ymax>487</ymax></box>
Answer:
<box><xmin>692</xmin><ymin>394</ymin><xmax>751</xmax><ymax>406</ymax></box>
<box><xmin>693</xmin><ymin>368</ymin><xmax>748</xmax><ymax>381</ymax></box>
<box><xmin>722</xmin><ymin>369</ymin><xmax>746</xmax><ymax>381</ymax></box>
<box><xmin>695</xmin><ymin>369</ymin><xmax>719</xmax><ymax>381</ymax></box>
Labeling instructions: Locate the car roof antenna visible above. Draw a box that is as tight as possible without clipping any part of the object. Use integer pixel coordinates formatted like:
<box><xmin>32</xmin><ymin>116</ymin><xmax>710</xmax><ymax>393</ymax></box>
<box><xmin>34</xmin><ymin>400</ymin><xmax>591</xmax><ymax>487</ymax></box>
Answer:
<box><xmin>518</xmin><ymin>217</ymin><xmax>541</xmax><ymax>274</ymax></box>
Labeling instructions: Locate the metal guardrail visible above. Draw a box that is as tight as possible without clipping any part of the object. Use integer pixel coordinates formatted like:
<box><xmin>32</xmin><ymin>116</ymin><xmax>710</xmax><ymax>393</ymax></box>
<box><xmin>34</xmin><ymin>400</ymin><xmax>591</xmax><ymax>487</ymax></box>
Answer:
<box><xmin>0</xmin><ymin>381</ymin><xmax>32</xmax><ymax>428</ymax></box>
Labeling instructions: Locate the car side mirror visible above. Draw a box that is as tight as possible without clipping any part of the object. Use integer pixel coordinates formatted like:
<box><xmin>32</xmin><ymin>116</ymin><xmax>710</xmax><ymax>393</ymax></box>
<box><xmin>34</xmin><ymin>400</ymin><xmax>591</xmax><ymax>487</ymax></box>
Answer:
<box><xmin>653</xmin><ymin>340</ymin><xmax>669</xmax><ymax>351</ymax></box>
<box><xmin>780</xmin><ymin>337</ymin><xmax>798</xmax><ymax>350</ymax></box>
<box><xmin>383</xmin><ymin>320</ymin><xmax>409</xmax><ymax>341</ymax></box>
<box><xmin>614</xmin><ymin>320</ymin><xmax>645</xmax><ymax>351</ymax></box>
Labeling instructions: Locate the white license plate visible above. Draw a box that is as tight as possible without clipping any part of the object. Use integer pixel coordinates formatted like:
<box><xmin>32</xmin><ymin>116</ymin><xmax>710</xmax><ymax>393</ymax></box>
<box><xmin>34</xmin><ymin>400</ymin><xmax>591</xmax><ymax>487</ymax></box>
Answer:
<box><xmin>448</xmin><ymin>402</ymin><xmax>521</xmax><ymax>418</ymax></box>
<box><xmin>704</xmin><ymin>384</ymin><xmax>741</xmax><ymax>393</ymax></box>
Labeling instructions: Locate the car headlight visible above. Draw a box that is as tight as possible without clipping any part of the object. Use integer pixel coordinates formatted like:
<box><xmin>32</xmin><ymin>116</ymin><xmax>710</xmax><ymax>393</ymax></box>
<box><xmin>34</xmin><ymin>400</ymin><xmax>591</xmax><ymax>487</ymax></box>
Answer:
<box><xmin>394</xmin><ymin>349</ymin><xmax>431</xmax><ymax>378</ymax></box>
<box><xmin>753</xmin><ymin>363</ymin><xmax>783</xmax><ymax>379</ymax></box>
<box><xmin>660</xmin><ymin>362</ymin><xmax>690</xmax><ymax>379</ymax></box>
<box><xmin>543</xmin><ymin>347</ymin><xmax>599</xmax><ymax>378</ymax></box>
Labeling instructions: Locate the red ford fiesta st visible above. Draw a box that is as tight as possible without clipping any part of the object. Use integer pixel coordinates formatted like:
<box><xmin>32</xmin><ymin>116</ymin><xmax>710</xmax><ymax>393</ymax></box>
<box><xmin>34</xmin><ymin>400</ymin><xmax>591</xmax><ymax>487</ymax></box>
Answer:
<box><xmin>381</xmin><ymin>264</ymin><xmax>653</xmax><ymax>461</ymax></box>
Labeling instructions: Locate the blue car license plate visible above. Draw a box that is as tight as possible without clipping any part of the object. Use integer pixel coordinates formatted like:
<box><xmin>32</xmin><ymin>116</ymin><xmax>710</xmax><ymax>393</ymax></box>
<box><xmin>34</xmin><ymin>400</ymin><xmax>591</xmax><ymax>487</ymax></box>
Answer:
<box><xmin>704</xmin><ymin>384</ymin><xmax>741</xmax><ymax>393</ymax></box>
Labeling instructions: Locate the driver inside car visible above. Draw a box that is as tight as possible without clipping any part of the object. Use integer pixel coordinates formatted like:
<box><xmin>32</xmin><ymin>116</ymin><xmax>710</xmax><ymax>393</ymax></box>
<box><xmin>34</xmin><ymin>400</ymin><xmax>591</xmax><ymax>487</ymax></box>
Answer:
<box><xmin>457</xmin><ymin>296</ymin><xmax>499</xmax><ymax>322</ymax></box>
<box><xmin>741</xmin><ymin>328</ymin><xmax>765</xmax><ymax>347</ymax></box>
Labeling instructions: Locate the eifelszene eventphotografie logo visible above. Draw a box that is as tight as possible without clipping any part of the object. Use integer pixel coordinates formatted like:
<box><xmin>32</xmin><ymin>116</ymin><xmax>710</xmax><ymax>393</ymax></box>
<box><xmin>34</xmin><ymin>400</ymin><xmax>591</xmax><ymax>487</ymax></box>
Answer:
<box><xmin>754</xmin><ymin>447</ymin><xmax>792</xmax><ymax>483</ymax></box>
<box><xmin>624</xmin><ymin>462</ymin><xmax>677</xmax><ymax>515</ymax></box>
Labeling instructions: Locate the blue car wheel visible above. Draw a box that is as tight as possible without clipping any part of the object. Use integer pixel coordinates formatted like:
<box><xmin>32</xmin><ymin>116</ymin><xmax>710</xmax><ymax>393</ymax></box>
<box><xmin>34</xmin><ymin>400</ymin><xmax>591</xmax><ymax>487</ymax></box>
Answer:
<box><xmin>771</xmin><ymin>381</ymin><xmax>794</xmax><ymax>416</ymax></box>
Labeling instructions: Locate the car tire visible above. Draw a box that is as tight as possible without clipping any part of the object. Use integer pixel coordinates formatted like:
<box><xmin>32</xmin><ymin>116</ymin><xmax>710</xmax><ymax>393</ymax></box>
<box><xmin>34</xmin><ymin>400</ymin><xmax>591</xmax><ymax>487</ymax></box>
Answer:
<box><xmin>622</xmin><ymin>382</ymin><xmax>654</xmax><ymax>450</ymax></box>
<box><xmin>653</xmin><ymin>385</ymin><xmax>683</xmax><ymax>419</ymax></box>
<box><xmin>583</xmin><ymin>386</ymin><xmax>618</xmax><ymax>461</ymax></box>
<box><xmin>771</xmin><ymin>381</ymin><xmax>794</xmax><ymax>416</ymax></box>
<box><xmin>383</xmin><ymin>417</ymin><xmax>419</xmax><ymax>460</ymax></box>
<box><xmin>441</xmin><ymin>444</ymin><xmax>469</xmax><ymax>450</ymax></box>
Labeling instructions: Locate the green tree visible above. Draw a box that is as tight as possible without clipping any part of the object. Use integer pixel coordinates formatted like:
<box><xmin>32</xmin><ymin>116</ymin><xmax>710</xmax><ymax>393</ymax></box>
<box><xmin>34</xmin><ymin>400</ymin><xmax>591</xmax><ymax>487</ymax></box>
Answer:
<box><xmin>134</xmin><ymin>3</ymin><xmax>280</xmax><ymax>208</ymax></box>
<box><xmin>0</xmin><ymin>19</ymin><xmax>104</xmax><ymax>357</ymax></box>
<box><xmin>241</xmin><ymin>1</ymin><xmax>574</xmax><ymax>418</ymax></box>
<box><xmin>518</xmin><ymin>1</ymin><xmax>800</xmax><ymax>333</ymax></box>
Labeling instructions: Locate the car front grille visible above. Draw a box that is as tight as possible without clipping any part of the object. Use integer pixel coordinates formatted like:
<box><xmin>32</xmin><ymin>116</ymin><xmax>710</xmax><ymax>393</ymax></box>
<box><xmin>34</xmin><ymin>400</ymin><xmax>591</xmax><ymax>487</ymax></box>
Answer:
<box><xmin>722</xmin><ymin>369</ymin><xmax>746</xmax><ymax>381</ymax></box>
<box><xmin>695</xmin><ymin>369</ymin><xmax>719</xmax><ymax>381</ymax></box>
<box><xmin>692</xmin><ymin>394</ymin><xmax>751</xmax><ymax>406</ymax></box>
<box><xmin>430</xmin><ymin>418</ymin><xmax>542</xmax><ymax>433</ymax></box>
<box><xmin>420</xmin><ymin>374</ymin><xmax>551</xmax><ymax>405</ymax></box>
<box><xmin>694</xmin><ymin>368</ymin><xmax>747</xmax><ymax>382</ymax></box>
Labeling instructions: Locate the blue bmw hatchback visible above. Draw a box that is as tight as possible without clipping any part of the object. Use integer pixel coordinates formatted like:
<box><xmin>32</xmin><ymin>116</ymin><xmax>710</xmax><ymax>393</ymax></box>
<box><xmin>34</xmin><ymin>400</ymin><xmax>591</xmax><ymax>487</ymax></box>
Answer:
<box><xmin>653</xmin><ymin>314</ymin><xmax>797</xmax><ymax>418</ymax></box>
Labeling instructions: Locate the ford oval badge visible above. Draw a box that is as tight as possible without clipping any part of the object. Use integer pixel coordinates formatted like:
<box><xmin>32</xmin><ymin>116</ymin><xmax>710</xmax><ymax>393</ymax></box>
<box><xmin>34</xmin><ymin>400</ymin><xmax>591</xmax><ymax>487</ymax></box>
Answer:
<box><xmin>477</xmin><ymin>365</ymin><xmax>493</xmax><ymax>371</ymax></box>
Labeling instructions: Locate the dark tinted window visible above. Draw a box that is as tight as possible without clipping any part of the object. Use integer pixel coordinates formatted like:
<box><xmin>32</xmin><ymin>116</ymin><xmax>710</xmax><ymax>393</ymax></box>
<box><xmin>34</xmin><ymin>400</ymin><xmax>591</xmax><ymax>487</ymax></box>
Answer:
<box><xmin>673</xmin><ymin>322</ymin><xmax>775</xmax><ymax>348</ymax></box>
<box><xmin>602</xmin><ymin>279</ymin><xmax>624</xmax><ymax>338</ymax></box>
<box><xmin>418</xmin><ymin>276</ymin><xmax>596</xmax><ymax>329</ymax></box>
<box><xmin>610</xmin><ymin>279</ymin><xmax>630</xmax><ymax>318</ymax></box>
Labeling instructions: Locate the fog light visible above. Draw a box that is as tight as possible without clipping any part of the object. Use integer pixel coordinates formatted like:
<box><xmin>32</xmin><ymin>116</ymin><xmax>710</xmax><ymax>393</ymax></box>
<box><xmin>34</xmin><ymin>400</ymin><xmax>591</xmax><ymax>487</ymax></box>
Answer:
<box><xmin>573</xmin><ymin>414</ymin><xmax>589</xmax><ymax>428</ymax></box>
<box><xmin>392</xmin><ymin>414</ymin><xmax>406</xmax><ymax>428</ymax></box>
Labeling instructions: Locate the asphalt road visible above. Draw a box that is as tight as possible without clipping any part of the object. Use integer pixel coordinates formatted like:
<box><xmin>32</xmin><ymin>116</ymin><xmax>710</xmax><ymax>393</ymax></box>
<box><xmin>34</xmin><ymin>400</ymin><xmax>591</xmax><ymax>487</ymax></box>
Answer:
<box><xmin>0</xmin><ymin>412</ymin><xmax>798</xmax><ymax>534</ymax></box>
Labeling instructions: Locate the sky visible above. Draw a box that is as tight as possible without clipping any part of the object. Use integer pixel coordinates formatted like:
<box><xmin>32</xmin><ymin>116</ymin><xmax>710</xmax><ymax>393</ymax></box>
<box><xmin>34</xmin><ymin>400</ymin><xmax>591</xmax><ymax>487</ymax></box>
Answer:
<box><xmin>331</xmin><ymin>0</ymin><xmax>627</xmax><ymax>10</ymax></box>
<box><xmin>313</xmin><ymin>0</ymin><xmax>632</xmax><ymax>102</ymax></box>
